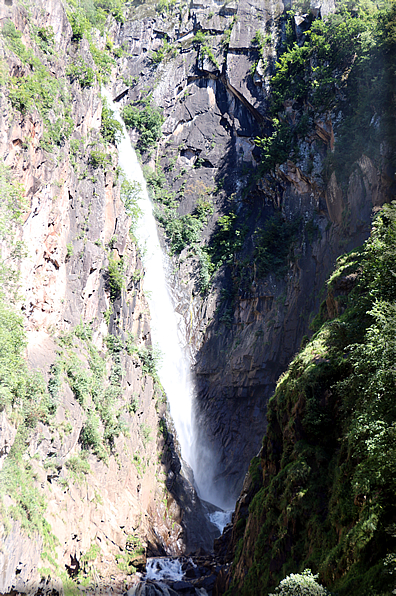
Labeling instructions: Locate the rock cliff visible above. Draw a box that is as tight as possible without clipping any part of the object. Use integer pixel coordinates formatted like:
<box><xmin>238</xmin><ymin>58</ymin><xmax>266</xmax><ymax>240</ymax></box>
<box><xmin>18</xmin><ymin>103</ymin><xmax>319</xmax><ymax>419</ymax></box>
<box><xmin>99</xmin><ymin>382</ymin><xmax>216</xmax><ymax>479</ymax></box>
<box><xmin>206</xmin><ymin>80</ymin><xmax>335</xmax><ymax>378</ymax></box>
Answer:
<box><xmin>0</xmin><ymin>1</ymin><xmax>214</xmax><ymax>593</ymax></box>
<box><xmin>0</xmin><ymin>0</ymin><xmax>395</xmax><ymax>593</ymax></box>
<box><xmin>113</xmin><ymin>0</ymin><xmax>394</xmax><ymax>508</ymax></box>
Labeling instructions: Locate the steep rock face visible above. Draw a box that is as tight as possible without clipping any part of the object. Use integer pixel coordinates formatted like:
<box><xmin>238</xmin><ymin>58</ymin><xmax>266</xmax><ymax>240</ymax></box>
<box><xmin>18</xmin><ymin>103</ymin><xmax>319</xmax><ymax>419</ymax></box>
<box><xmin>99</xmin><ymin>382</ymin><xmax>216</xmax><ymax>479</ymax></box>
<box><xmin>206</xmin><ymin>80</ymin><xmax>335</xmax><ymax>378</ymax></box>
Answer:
<box><xmin>0</xmin><ymin>1</ymin><xmax>214</xmax><ymax>593</ymax></box>
<box><xmin>220</xmin><ymin>205</ymin><xmax>396</xmax><ymax>595</ymax></box>
<box><xmin>113</xmin><ymin>0</ymin><xmax>394</xmax><ymax>507</ymax></box>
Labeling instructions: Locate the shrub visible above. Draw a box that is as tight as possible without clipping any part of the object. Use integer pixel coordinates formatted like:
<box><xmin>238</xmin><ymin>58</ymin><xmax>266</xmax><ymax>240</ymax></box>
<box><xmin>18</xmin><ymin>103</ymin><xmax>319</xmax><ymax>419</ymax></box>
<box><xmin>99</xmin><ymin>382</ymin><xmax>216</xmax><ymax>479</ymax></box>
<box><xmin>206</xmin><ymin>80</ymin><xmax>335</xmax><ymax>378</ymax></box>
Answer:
<box><xmin>100</xmin><ymin>98</ymin><xmax>122</xmax><ymax>144</ymax></box>
<box><xmin>108</xmin><ymin>255</ymin><xmax>124</xmax><ymax>301</ymax></box>
<box><xmin>137</xmin><ymin>345</ymin><xmax>161</xmax><ymax>379</ymax></box>
<box><xmin>65</xmin><ymin>454</ymin><xmax>91</xmax><ymax>478</ymax></box>
<box><xmin>68</xmin><ymin>10</ymin><xmax>90</xmax><ymax>41</ymax></box>
<box><xmin>120</xmin><ymin>178</ymin><xmax>142</xmax><ymax>234</ymax></box>
<box><xmin>254</xmin><ymin>117</ymin><xmax>294</xmax><ymax>172</ymax></box>
<box><xmin>151</xmin><ymin>39</ymin><xmax>177</xmax><ymax>64</ymax></box>
<box><xmin>66</xmin><ymin>59</ymin><xmax>96</xmax><ymax>88</ymax></box>
<box><xmin>79</xmin><ymin>410</ymin><xmax>107</xmax><ymax>460</ymax></box>
<box><xmin>157</xmin><ymin>212</ymin><xmax>203</xmax><ymax>254</ymax></box>
<box><xmin>89</xmin><ymin>41</ymin><xmax>115</xmax><ymax>83</ymax></box>
<box><xmin>140</xmin><ymin>422</ymin><xmax>152</xmax><ymax>447</ymax></box>
<box><xmin>156</xmin><ymin>0</ymin><xmax>177</xmax><ymax>13</ymax></box>
<box><xmin>253</xmin><ymin>212</ymin><xmax>300</xmax><ymax>278</ymax></box>
<box><xmin>0</xmin><ymin>301</ymin><xmax>27</xmax><ymax>411</ymax></box>
<box><xmin>193</xmin><ymin>30</ymin><xmax>206</xmax><ymax>45</ymax></box>
<box><xmin>94</xmin><ymin>0</ymin><xmax>126</xmax><ymax>22</ymax></box>
<box><xmin>121</xmin><ymin>102</ymin><xmax>164</xmax><ymax>150</ymax></box>
<box><xmin>269</xmin><ymin>570</ymin><xmax>328</xmax><ymax>596</ymax></box>
<box><xmin>208</xmin><ymin>211</ymin><xmax>246</xmax><ymax>267</ymax></box>
<box><xmin>1</xmin><ymin>21</ymin><xmax>33</xmax><ymax>63</ymax></box>
<box><xmin>88</xmin><ymin>149</ymin><xmax>111</xmax><ymax>168</ymax></box>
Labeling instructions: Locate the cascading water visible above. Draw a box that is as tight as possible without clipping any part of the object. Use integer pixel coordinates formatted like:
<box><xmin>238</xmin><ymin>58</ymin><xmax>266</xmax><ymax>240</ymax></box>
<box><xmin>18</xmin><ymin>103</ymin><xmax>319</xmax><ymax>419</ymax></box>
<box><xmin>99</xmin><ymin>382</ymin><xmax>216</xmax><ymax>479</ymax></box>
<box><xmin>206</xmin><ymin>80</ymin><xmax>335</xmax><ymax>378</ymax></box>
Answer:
<box><xmin>103</xmin><ymin>90</ymin><xmax>233</xmax><ymax>527</ymax></box>
<box><xmin>103</xmin><ymin>90</ymin><xmax>194</xmax><ymax>468</ymax></box>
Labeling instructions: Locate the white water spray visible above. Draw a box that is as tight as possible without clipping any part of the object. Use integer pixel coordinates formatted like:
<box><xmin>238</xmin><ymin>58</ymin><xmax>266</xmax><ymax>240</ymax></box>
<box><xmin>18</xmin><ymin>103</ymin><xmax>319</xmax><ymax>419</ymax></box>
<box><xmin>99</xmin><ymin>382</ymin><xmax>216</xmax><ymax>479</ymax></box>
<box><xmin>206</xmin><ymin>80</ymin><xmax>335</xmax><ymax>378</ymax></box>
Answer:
<box><xmin>146</xmin><ymin>558</ymin><xmax>184</xmax><ymax>581</ymax></box>
<box><xmin>103</xmin><ymin>90</ymin><xmax>194</xmax><ymax>468</ymax></box>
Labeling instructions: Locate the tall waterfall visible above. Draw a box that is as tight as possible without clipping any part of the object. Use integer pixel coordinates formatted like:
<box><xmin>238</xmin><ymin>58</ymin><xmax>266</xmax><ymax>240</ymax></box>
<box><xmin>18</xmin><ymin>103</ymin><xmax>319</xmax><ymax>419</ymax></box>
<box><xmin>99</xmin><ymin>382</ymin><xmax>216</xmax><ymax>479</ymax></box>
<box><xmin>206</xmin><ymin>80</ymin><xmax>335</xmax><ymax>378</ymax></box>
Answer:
<box><xmin>104</xmin><ymin>91</ymin><xmax>194</xmax><ymax>470</ymax></box>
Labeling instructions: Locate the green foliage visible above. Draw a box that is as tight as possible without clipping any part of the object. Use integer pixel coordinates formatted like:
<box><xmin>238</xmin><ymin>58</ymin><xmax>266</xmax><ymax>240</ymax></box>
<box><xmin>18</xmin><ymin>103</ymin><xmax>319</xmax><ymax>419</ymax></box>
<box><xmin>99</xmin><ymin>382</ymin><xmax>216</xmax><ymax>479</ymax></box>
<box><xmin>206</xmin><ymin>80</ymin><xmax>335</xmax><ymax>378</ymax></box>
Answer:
<box><xmin>108</xmin><ymin>255</ymin><xmax>124</xmax><ymax>301</ymax></box>
<box><xmin>59</xmin><ymin>328</ymin><xmax>134</xmax><ymax>459</ymax></box>
<box><xmin>80</xmin><ymin>410</ymin><xmax>107</xmax><ymax>460</ymax></box>
<box><xmin>66</xmin><ymin>59</ymin><xmax>95</xmax><ymax>88</ymax></box>
<box><xmin>93</xmin><ymin>0</ymin><xmax>126</xmax><ymax>22</ymax></box>
<box><xmin>0</xmin><ymin>428</ymin><xmax>56</xmax><ymax>545</ymax></box>
<box><xmin>207</xmin><ymin>211</ymin><xmax>247</xmax><ymax>269</ymax></box>
<box><xmin>67</xmin><ymin>0</ymin><xmax>127</xmax><ymax>37</ymax></box>
<box><xmin>253</xmin><ymin>213</ymin><xmax>300</xmax><ymax>278</ymax></box>
<box><xmin>81</xmin><ymin>542</ymin><xmax>100</xmax><ymax>563</ymax></box>
<box><xmin>137</xmin><ymin>345</ymin><xmax>161</xmax><ymax>380</ymax></box>
<box><xmin>120</xmin><ymin>178</ymin><xmax>143</xmax><ymax>234</ymax></box>
<box><xmin>89</xmin><ymin>41</ymin><xmax>115</xmax><ymax>83</ymax></box>
<box><xmin>68</xmin><ymin>9</ymin><xmax>90</xmax><ymax>40</ymax></box>
<box><xmin>65</xmin><ymin>356</ymin><xmax>91</xmax><ymax>406</ymax></box>
<box><xmin>151</xmin><ymin>39</ymin><xmax>177</xmax><ymax>64</ymax></box>
<box><xmin>121</xmin><ymin>102</ymin><xmax>164</xmax><ymax>150</ymax></box>
<box><xmin>254</xmin><ymin>2</ymin><xmax>396</xmax><ymax>178</ymax></box>
<box><xmin>271</xmin><ymin>8</ymin><xmax>372</xmax><ymax>112</ymax></box>
<box><xmin>222</xmin><ymin>16</ymin><xmax>237</xmax><ymax>48</ymax></box>
<box><xmin>254</xmin><ymin>118</ymin><xmax>294</xmax><ymax>172</ymax></box>
<box><xmin>231</xmin><ymin>202</ymin><xmax>396</xmax><ymax>596</ymax></box>
<box><xmin>157</xmin><ymin>211</ymin><xmax>203</xmax><ymax>254</ymax></box>
<box><xmin>88</xmin><ymin>149</ymin><xmax>111</xmax><ymax>168</ymax></box>
<box><xmin>35</xmin><ymin>26</ymin><xmax>55</xmax><ymax>54</ymax></box>
<box><xmin>193</xmin><ymin>30</ymin><xmax>206</xmax><ymax>45</ymax></box>
<box><xmin>66</xmin><ymin>1</ymin><xmax>120</xmax><ymax>83</ymax></box>
<box><xmin>0</xmin><ymin>164</ymin><xmax>26</xmax><ymax>300</ymax></box>
<box><xmin>156</xmin><ymin>0</ymin><xmax>177</xmax><ymax>13</ymax></box>
<box><xmin>1</xmin><ymin>20</ymin><xmax>32</xmax><ymax>63</ymax></box>
<box><xmin>193</xmin><ymin>31</ymin><xmax>220</xmax><ymax>68</ymax></box>
<box><xmin>100</xmin><ymin>98</ymin><xmax>122</xmax><ymax>144</ymax></box>
<box><xmin>140</xmin><ymin>422</ymin><xmax>152</xmax><ymax>447</ymax></box>
<box><xmin>65</xmin><ymin>453</ymin><xmax>91</xmax><ymax>480</ymax></box>
<box><xmin>0</xmin><ymin>298</ymin><xmax>57</xmax><ymax>542</ymax></box>
<box><xmin>269</xmin><ymin>570</ymin><xmax>328</xmax><ymax>596</ymax></box>
<box><xmin>251</xmin><ymin>29</ymin><xmax>272</xmax><ymax>60</ymax></box>
<box><xmin>7</xmin><ymin>61</ymin><xmax>73</xmax><ymax>151</ymax></box>
<box><xmin>145</xmin><ymin>166</ymin><xmax>212</xmax><ymax>255</ymax></box>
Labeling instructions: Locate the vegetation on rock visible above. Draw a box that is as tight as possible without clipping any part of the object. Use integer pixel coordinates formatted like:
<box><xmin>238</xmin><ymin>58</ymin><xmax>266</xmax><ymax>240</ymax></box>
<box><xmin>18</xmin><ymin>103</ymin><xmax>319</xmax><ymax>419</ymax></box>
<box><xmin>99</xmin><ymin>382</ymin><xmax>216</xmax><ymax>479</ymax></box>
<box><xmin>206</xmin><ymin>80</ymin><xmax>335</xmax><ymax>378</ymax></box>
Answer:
<box><xmin>227</xmin><ymin>203</ymin><xmax>396</xmax><ymax>595</ymax></box>
<box><xmin>255</xmin><ymin>0</ymin><xmax>396</xmax><ymax>180</ymax></box>
<box><xmin>122</xmin><ymin>101</ymin><xmax>165</xmax><ymax>150</ymax></box>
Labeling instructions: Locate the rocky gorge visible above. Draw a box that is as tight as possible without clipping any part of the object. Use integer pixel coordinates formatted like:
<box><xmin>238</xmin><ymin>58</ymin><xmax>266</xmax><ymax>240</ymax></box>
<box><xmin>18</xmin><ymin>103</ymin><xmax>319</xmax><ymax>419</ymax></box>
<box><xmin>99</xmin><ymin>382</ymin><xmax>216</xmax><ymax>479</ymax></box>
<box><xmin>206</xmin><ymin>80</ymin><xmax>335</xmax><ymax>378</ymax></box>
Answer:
<box><xmin>0</xmin><ymin>0</ymin><xmax>395</xmax><ymax>594</ymax></box>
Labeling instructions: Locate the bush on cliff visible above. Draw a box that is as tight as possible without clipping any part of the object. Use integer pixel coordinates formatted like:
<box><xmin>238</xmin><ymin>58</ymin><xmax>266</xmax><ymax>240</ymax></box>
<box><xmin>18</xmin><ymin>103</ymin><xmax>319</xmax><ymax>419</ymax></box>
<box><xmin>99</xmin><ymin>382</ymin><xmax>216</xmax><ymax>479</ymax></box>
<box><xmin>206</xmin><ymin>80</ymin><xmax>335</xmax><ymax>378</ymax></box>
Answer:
<box><xmin>256</xmin><ymin>0</ymin><xmax>396</xmax><ymax>179</ymax></box>
<box><xmin>269</xmin><ymin>570</ymin><xmax>328</xmax><ymax>596</ymax></box>
<box><xmin>122</xmin><ymin>102</ymin><xmax>164</xmax><ymax>150</ymax></box>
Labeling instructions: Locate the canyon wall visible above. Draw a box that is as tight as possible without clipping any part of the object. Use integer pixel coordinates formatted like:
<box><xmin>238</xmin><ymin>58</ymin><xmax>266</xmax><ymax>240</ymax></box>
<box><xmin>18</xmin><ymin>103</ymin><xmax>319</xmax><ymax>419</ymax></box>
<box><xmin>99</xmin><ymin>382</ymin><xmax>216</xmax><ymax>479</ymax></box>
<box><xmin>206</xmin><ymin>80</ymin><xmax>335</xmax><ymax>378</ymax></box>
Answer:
<box><xmin>114</xmin><ymin>0</ymin><xmax>394</xmax><ymax>506</ymax></box>
<box><xmin>0</xmin><ymin>0</ymin><xmax>394</xmax><ymax>593</ymax></box>
<box><xmin>0</xmin><ymin>1</ymin><xmax>214</xmax><ymax>593</ymax></box>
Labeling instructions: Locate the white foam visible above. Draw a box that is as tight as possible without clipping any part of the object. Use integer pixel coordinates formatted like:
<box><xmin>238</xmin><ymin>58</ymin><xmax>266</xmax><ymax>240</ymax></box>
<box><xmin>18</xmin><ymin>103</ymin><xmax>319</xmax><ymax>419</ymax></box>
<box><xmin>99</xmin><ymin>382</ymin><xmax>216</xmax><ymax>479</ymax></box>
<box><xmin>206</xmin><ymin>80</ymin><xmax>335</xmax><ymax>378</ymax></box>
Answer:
<box><xmin>146</xmin><ymin>557</ymin><xmax>184</xmax><ymax>581</ymax></box>
<box><xmin>209</xmin><ymin>510</ymin><xmax>233</xmax><ymax>533</ymax></box>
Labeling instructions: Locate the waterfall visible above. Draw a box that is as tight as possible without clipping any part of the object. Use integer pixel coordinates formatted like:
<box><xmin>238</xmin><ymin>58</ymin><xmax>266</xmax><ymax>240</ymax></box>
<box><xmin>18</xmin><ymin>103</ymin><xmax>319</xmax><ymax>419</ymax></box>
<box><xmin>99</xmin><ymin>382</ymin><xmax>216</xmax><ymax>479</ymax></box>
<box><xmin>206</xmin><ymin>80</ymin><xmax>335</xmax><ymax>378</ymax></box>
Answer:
<box><xmin>103</xmin><ymin>91</ymin><xmax>235</xmax><ymax>518</ymax></box>
<box><xmin>103</xmin><ymin>90</ymin><xmax>194</xmax><ymax>469</ymax></box>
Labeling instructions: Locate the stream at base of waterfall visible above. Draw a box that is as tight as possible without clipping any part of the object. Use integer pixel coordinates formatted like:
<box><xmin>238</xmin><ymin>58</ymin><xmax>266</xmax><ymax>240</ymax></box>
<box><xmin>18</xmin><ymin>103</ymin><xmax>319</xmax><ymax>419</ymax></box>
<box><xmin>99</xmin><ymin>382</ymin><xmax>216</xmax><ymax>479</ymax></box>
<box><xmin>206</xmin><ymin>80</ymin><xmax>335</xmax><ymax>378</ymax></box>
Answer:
<box><xmin>103</xmin><ymin>90</ymin><xmax>235</xmax><ymax>592</ymax></box>
<box><xmin>126</xmin><ymin>553</ymin><xmax>231</xmax><ymax>596</ymax></box>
